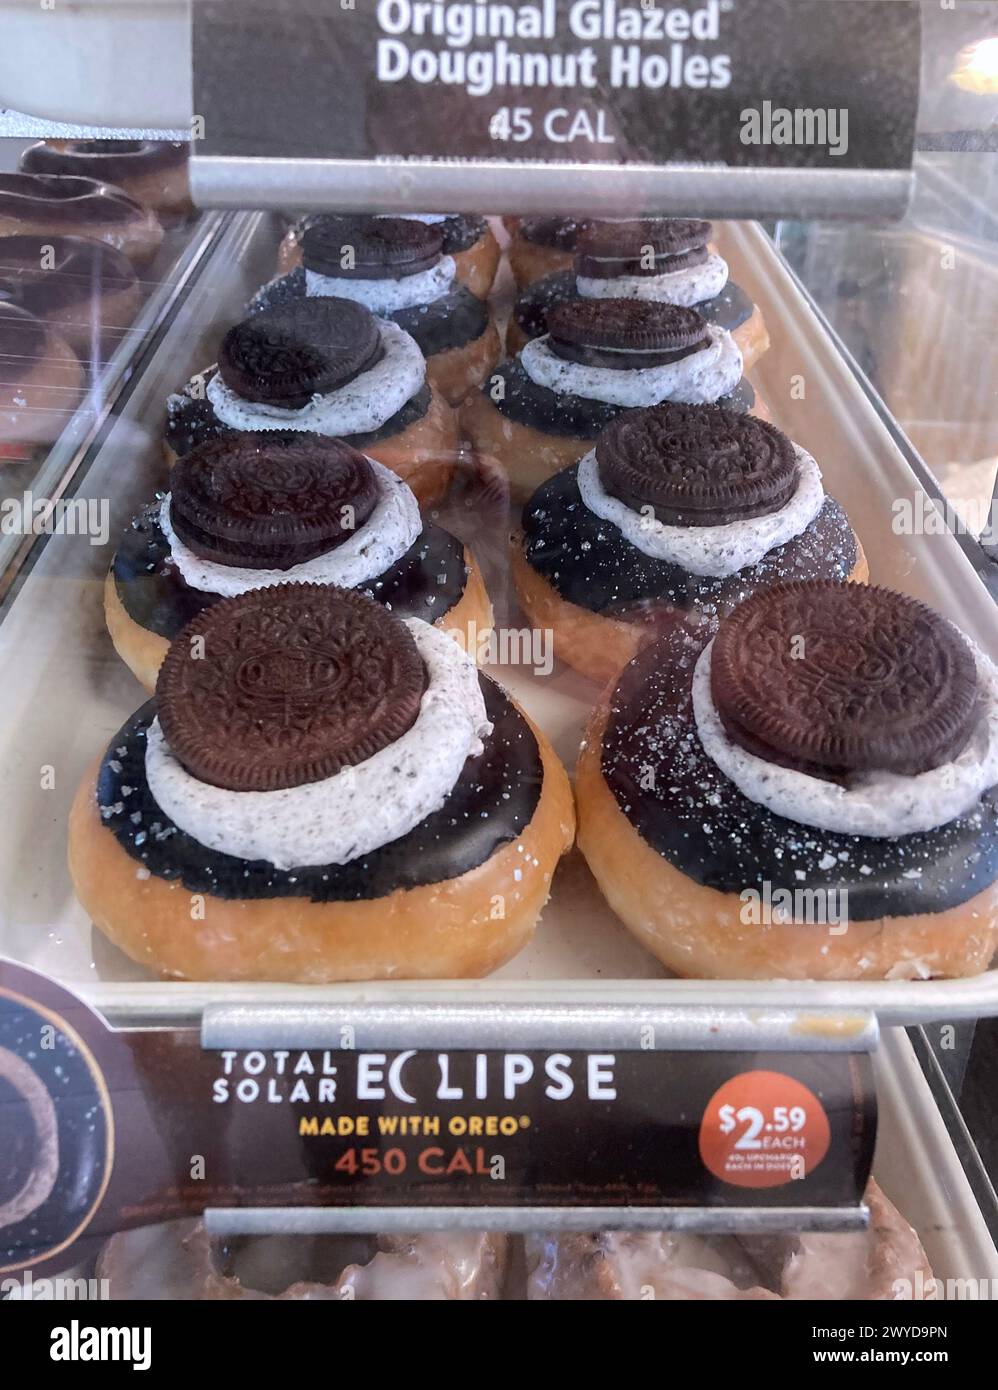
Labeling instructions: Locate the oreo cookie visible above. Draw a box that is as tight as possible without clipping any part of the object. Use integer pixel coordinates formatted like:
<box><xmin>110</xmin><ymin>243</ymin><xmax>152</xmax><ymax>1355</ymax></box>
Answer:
<box><xmin>597</xmin><ymin>403</ymin><xmax>799</xmax><ymax>526</ymax></box>
<box><xmin>547</xmin><ymin>298</ymin><xmax>710</xmax><ymax>369</ymax></box>
<box><xmin>168</xmin><ymin>434</ymin><xmax>379</xmax><ymax>568</ymax></box>
<box><xmin>302</xmin><ymin>216</ymin><xmax>443</xmax><ymax>280</ymax></box>
<box><xmin>710</xmin><ymin>582</ymin><xmax>981</xmax><ymax>779</ymax></box>
<box><xmin>157</xmin><ymin>584</ymin><xmax>427</xmax><ymax>793</ymax></box>
<box><xmin>575</xmin><ymin>219</ymin><xmax>712</xmax><ymax>279</ymax></box>
<box><xmin>218</xmin><ymin>299</ymin><xmax>383</xmax><ymax>409</ymax></box>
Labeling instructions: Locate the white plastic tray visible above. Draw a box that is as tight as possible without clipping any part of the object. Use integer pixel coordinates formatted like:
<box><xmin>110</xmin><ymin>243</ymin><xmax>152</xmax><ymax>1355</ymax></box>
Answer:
<box><xmin>1</xmin><ymin>214</ymin><xmax>997</xmax><ymax>1026</ymax></box>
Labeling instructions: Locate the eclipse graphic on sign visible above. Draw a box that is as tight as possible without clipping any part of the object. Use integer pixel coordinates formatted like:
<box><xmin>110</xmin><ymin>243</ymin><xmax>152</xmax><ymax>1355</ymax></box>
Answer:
<box><xmin>0</xmin><ymin>967</ymin><xmax>114</xmax><ymax>1275</ymax></box>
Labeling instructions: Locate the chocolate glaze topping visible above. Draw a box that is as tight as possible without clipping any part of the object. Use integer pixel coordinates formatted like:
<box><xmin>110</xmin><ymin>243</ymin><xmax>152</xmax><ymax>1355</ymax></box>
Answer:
<box><xmin>0</xmin><ymin>234</ymin><xmax>136</xmax><ymax>315</ymax></box>
<box><xmin>0</xmin><ymin>174</ymin><xmax>146</xmax><ymax>226</ymax></box>
<box><xmin>248</xmin><ymin>266</ymin><xmax>489</xmax><ymax>357</ymax></box>
<box><xmin>164</xmin><ymin>369</ymin><xmax>432</xmax><ymax>459</ymax></box>
<box><xmin>437</xmin><ymin>213</ymin><xmax>490</xmax><ymax>255</ymax></box>
<box><xmin>113</xmin><ymin>502</ymin><xmax>469</xmax><ymax>640</ymax></box>
<box><xmin>302</xmin><ymin>216</ymin><xmax>443</xmax><ymax>279</ymax></box>
<box><xmin>0</xmin><ymin>302</ymin><xmax>47</xmax><ymax>382</ymax></box>
<box><xmin>547</xmin><ymin>299</ymin><xmax>709</xmax><ymax>369</ymax></box>
<box><xmin>218</xmin><ymin>299</ymin><xmax>384</xmax><ymax>409</ymax></box>
<box><xmin>513</xmin><ymin>269</ymin><xmax>754</xmax><ymax>343</ymax></box>
<box><xmin>519</xmin><ymin>217</ymin><xmax>592</xmax><ymax>250</ymax></box>
<box><xmin>601</xmin><ymin>625</ymin><xmax>998</xmax><ymax>920</ymax></box>
<box><xmin>711</xmin><ymin>582</ymin><xmax>980</xmax><ymax>779</ymax></box>
<box><xmin>97</xmin><ymin>679</ymin><xmax>540</xmax><ymax>900</ymax></box>
<box><xmin>169</xmin><ymin>434</ymin><xmax>379</xmax><ymax>568</ymax></box>
<box><xmin>20</xmin><ymin>140</ymin><xmax>188</xmax><ymax>182</ymax></box>
<box><xmin>521</xmin><ymin>462</ymin><xmax>857</xmax><ymax>620</ymax></box>
<box><xmin>485</xmin><ymin>359</ymin><xmax>754</xmax><ymax>440</ymax></box>
<box><xmin>597</xmin><ymin>403</ymin><xmax>799</xmax><ymax>526</ymax></box>
<box><xmin>157</xmin><ymin>585</ymin><xmax>427</xmax><ymax>793</ymax></box>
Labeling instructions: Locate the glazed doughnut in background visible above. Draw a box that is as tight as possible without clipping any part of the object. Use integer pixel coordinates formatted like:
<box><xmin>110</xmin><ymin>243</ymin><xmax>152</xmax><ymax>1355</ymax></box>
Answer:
<box><xmin>0</xmin><ymin>234</ymin><xmax>141</xmax><ymax>358</ymax></box>
<box><xmin>0</xmin><ymin>302</ymin><xmax>86</xmax><ymax>458</ymax></box>
<box><xmin>94</xmin><ymin>1181</ymin><xmax>927</xmax><ymax>1301</ymax></box>
<box><xmin>96</xmin><ymin>1223</ymin><xmax>508</xmax><ymax>1300</ymax></box>
<box><xmin>526</xmin><ymin>1181</ymin><xmax>931</xmax><ymax>1300</ymax></box>
<box><xmin>20</xmin><ymin>140</ymin><xmax>193</xmax><ymax>221</ymax></box>
<box><xmin>0</xmin><ymin>174</ymin><xmax>163</xmax><ymax>268</ymax></box>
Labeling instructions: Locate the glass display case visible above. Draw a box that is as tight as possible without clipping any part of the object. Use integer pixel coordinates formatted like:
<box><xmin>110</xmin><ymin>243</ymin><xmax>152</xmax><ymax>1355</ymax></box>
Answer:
<box><xmin>2</xmin><ymin>0</ymin><xmax>998</xmax><ymax>1332</ymax></box>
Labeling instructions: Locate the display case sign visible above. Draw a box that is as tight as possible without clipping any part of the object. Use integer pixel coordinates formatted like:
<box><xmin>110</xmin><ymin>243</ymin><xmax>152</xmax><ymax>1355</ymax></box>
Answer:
<box><xmin>192</xmin><ymin>0</ymin><xmax>920</xmax><ymax>172</ymax></box>
<box><xmin>0</xmin><ymin>960</ymin><xmax>876</xmax><ymax>1278</ymax></box>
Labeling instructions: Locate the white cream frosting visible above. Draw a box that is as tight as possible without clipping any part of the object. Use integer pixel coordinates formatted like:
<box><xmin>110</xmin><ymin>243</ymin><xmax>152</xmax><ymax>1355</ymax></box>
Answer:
<box><xmin>160</xmin><ymin>460</ymin><xmax>421</xmax><ymax>599</ymax></box>
<box><xmin>145</xmin><ymin>619</ymin><xmax>492</xmax><ymax>871</ymax></box>
<box><xmin>576</xmin><ymin>443</ymin><xmax>824</xmax><ymax>579</ymax></box>
<box><xmin>520</xmin><ymin>324</ymin><xmax>742</xmax><ymax>408</ymax></box>
<box><xmin>304</xmin><ymin>256</ymin><xmax>456</xmax><ymax>313</ymax></box>
<box><xmin>576</xmin><ymin>252</ymin><xmax>729</xmax><ymax>308</ymax></box>
<box><xmin>206</xmin><ymin>319</ymin><xmax>425</xmax><ymax>437</ymax></box>
<box><xmin>692</xmin><ymin>639</ymin><xmax>998</xmax><ymax>838</ymax></box>
<box><xmin>374</xmin><ymin>213</ymin><xmax>450</xmax><ymax>224</ymax></box>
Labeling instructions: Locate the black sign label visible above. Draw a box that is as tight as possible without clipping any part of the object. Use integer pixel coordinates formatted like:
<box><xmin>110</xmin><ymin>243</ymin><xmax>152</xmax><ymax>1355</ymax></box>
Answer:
<box><xmin>194</xmin><ymin>0</ymin><xmax>920</xmax><ymax>171</ymax></box>
<box><xmin>0</xmin><ymin>961</ymin><xmax>875</xmax><ymax>1277</ymax></box>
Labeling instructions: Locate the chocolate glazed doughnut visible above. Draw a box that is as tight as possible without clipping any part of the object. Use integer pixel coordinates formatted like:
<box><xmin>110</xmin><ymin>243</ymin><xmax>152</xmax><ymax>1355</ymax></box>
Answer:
<box><xmin>70</xmin><ymin>585</ymin><xmax>574</xmax><ymax>983</ymax></box>
<box><xmin>20</xmin><ymin>141</ymin><xmax>193</xmax><ymax>220</ymax></box>
<box><xmin>576</xmin><ymin>582</ymin><xmax>998</xmax><ymax>981</ymax></box>
<box><xmin>513</xmin><ymin>405</ymin><xmax>866</xmax><ymax>684</ymax></box>
<box><xmin>0</xmin><ymin>234</ymin><xmax>140</xmax><ymax>357</ymax></box>
<box><xmin>509</xmin><ymin>271</ymin><xmax>764</xmax><ymax>356</ymax></box>
<box><xmin>163</xmin><ymin>299</ymin><xmax>460</xmax><ymax>507</ymax></box>
<box><xmin>507</xmin><ymin>216</ymin><xmax>594</xmax><ymax>287</ymax></box>
<box><xmin>277</xmin><ymin>213</ymin><xmax>500</xmax><ymax>299</ymax></box>
<box><xmin>251</xmin><ymin>216</ymin><xmax>502</xmax><ymax>405</ymax></box>
<box><xmin>0</xmin><ymin>302</ymin><xmax>85</xmax><ymax>458</ymax></box>
<box><xmin>0</xmin><ymin>174</ymin><xmax>163</xmax><ymax>267</ymax></box>
<box><xmin>105</xmin><ymin>434</ymin><xmax>494</xmax><ymax>692</ymax></box>
<box><xmin>463</xmin><ymin>299</ymin><xmax>768</xmax><ymax>497</ymax></box>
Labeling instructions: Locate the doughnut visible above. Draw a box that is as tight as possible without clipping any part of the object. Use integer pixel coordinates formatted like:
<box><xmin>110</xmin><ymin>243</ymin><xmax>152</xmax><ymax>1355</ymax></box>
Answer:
<box><xmin>20</xmin><ymin>140</ymin><xmax>192</xmax><ymax>221</ymax></box>
<box><xmin>577</xmin><ymin>580</ymin><xmax>998</xmax><ymax>980</ymax></box>
<box><xmin>162</xmin><ymin>297</ymin><xmax>460</xmax><ymax>507</ymax></box>
<box><xmin>0</xmin><ymin>174</ymin><xmax>163</xmax><ymax>268</ymax></box>
<box><xmin>278</xmin><ymin>213</ymin><xmax>501</xmax><ymax>299</ymax></box>
<box><xmin>507</xmin><ymin>215</ymin><xmax>593</xmax><ymax>287</ymax></box>
<box><xmin>97</xmin><ymin>1222</ymin><xmax>507</xmax><ymax>1300</ymax></box>
<box><xmin>526</xmin><ymin>1181</ymin><xmax>930</xmax><ymax>1300</ymax></box>
<box><xmin>251</xmin><ymin>216</ymin><xmax>501</xmax><ymax>405</ymax></box>
<box><xmin>0</xmin><ymin>302</ymin><xmax>86</xmax><ymax>458</ymax></box>
<box><xmin>0</xmin><ymin>233</ymin><xmax>140</xmax><ymax>358</ymax></box>
<box><xmin>105</xmin><ymin>434</ymin><xmax>494</xmax><ymax>692</ymax></box>
<box><xmin>513</xmin><ymin>404</ymin><xmax>867</xmax><ymax>684</ymax></box>
<box><xmin>69</xmin><ymin>583</ymin><xmax>574</xmax><ymax>982</ymax></box>
<box><xmin>463</xmin><ymin>298</ymin><xmax>766</xmax><ymax>497</ymax></box>
<box><xmin>507</xmin><ymin>219</ymin><xmax>770</xmax><ymax>371</ymax></box>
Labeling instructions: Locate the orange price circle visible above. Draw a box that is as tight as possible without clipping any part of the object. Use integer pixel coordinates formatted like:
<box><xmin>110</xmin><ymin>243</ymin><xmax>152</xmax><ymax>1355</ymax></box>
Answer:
<box><xmin>698</xmin><ymin>1070</ymin><xmax>830</xmax><ymax>1189</ymax></box>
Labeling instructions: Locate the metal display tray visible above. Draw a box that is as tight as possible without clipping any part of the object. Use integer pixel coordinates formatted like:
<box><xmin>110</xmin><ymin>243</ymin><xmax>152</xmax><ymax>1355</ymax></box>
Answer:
<box><xmin>2</xmin><ymin>213</ymin><xmax>998</xmax><ymax>1029</ymax></box>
